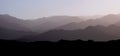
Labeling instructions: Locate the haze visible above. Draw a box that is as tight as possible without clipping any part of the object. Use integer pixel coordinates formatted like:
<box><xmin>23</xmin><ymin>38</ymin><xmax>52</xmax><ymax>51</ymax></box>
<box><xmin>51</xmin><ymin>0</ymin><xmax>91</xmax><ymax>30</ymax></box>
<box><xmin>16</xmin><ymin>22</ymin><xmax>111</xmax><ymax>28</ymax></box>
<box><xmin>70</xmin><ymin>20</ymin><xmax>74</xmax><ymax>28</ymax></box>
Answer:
<box><xmin>0</xmin><ymin>0</ymin><xmax>120</xmax><ymax>19</ymax></box>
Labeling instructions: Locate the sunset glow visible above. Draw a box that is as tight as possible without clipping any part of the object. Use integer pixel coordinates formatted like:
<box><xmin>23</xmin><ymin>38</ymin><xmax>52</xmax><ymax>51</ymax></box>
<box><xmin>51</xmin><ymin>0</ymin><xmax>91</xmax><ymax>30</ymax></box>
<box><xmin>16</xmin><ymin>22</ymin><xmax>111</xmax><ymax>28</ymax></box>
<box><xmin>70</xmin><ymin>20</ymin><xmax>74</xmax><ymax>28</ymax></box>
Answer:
<box><xmin>0</xmin><ymin>0</ymin><xmax>120</xmax><ymax>19</ymax></box>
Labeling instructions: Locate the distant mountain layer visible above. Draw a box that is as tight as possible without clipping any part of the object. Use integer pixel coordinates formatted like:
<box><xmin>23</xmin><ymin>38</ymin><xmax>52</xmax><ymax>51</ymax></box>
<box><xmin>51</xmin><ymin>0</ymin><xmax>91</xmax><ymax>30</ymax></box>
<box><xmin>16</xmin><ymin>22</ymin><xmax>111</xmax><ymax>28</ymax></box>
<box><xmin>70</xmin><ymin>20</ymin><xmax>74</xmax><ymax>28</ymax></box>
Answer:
<box><xmin>1</xmin><ymin>14</ymin><xmax>120</xmax><ymax>32</ymax></box>
<box><xmin>56</xmin><ymin>14</ymin><xmax>120</xmax><ymax>30</ymax></box>
<box><xmin>0</xmin><ymin>15</ymin><xmax>85</xmax><ymax>33</ymax></box>
<box><xmin>24</xmin><ymin>16</ymin><xmax>84</xmax><ymax>33</ymax></box>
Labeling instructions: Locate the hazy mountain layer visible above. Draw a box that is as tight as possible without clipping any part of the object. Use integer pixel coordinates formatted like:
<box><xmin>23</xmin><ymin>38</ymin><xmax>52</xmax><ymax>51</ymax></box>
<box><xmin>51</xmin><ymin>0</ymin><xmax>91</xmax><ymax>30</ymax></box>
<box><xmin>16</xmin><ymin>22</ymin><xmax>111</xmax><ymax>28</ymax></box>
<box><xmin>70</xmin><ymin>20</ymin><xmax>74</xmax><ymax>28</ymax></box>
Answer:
<box><xmin>57</xmin><ymin>14</ymin><xmax>120</xmax><ymax>30</ymax></box>
<box><xmin>1</xmin><ymin>14</ymin><xmax>120</xmax><ymax>41</ymax></box>
<box><xmin>24</xmin><ymin>16</ymin><xmax>84</xmax><ymax>33</ymax></box>
<box><xmin>18</xmin><ymin>25</ymin><xmax>120</xmax><ymax>42</ymax></box>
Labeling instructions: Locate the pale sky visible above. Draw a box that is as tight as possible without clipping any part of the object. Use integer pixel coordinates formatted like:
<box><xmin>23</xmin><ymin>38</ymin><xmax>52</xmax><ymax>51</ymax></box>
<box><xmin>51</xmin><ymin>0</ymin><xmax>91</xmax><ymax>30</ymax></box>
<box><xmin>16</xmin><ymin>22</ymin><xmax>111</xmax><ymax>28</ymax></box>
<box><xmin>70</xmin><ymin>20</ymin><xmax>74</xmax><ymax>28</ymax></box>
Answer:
<box><xmin>0</xmin><ymin>0</ymin><xmax>120</xmax><ymax>19</ymax></box>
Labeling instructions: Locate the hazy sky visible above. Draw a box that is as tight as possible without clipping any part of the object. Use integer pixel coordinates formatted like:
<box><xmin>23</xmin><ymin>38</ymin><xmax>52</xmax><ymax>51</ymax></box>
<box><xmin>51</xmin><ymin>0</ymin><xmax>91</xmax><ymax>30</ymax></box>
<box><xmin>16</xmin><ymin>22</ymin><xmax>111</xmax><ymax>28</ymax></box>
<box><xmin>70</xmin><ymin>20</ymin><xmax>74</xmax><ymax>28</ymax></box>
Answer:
<box><xmin>0</xmin><ymin>0</ymin><xmax>120</xmax><ymax>19</ymax></box>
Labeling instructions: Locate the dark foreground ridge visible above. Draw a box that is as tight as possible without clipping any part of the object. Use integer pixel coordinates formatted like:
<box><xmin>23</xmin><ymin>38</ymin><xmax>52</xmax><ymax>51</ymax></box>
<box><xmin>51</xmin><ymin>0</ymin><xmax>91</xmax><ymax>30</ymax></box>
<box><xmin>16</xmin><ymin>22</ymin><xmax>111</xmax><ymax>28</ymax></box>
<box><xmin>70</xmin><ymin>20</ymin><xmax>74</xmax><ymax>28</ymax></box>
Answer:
<box><xmin>0</xmin><ymin>39</ymin><xmax>120</xmax><ymax>48</ymax></box>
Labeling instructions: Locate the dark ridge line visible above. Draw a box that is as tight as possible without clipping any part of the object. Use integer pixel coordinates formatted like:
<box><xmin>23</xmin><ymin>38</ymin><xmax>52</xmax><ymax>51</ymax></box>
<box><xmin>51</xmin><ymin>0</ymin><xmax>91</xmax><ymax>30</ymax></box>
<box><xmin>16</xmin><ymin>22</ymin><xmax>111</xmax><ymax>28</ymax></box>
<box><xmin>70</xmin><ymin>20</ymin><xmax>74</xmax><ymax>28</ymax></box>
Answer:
<box><xmin>0</xmin><ymin>39</ymin><xmax>120</xmax><ymax>48</ymax></box>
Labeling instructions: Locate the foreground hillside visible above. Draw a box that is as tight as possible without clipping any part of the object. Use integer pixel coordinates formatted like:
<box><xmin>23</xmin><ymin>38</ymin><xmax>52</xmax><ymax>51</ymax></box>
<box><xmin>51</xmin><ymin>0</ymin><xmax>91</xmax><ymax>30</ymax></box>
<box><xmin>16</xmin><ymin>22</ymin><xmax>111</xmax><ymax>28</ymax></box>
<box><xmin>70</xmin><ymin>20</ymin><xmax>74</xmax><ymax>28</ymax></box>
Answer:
<box><xmin>0</xmin><ymin>39</ymin><xmax>120</xmax><ymax>48</ymax></box>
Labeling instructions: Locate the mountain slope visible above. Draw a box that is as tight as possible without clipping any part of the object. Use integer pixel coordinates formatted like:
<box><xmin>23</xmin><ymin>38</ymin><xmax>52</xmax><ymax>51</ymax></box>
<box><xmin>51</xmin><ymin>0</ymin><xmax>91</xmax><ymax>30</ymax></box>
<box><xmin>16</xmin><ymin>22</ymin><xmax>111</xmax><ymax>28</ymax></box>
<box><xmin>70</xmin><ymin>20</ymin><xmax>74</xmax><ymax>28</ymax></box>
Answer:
<box><xmin>0</xmin><ymin>14</ymin><xmax>29</xmax><ymax>31</ymax></box>
<box><xmin>0</xmin><ymin>27</ymin><xmax>33</xmax><ymax>40</ymax></box>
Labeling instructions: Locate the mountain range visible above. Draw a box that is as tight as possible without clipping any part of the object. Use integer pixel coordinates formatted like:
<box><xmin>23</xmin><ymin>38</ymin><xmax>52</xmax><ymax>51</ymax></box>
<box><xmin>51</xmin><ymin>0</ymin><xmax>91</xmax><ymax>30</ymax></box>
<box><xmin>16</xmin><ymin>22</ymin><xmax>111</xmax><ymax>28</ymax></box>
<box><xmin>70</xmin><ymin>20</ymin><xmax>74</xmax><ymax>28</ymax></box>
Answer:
<box><xmin>0</xmin><ymin>14</ymin><xmax>120</xmax><ymax>41</ymax></box>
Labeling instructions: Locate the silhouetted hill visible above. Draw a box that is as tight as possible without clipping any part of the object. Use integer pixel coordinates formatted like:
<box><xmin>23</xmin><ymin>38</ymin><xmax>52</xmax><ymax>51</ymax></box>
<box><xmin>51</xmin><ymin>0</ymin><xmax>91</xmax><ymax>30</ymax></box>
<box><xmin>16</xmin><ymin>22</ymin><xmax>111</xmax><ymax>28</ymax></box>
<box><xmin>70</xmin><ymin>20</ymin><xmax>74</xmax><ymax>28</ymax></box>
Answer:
<box><xmin>1</xmin><ymin>39</ymin><xmax>120</xmax><ymax>48</ymax></box>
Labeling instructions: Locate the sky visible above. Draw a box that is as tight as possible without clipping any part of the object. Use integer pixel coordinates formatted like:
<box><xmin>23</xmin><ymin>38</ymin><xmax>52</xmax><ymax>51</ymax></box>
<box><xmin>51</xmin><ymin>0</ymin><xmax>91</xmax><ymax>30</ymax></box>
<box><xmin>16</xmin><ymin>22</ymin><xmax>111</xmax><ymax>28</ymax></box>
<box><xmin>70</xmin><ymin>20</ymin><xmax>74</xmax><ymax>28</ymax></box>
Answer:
<box><xmin>0</xmin><ymin>0</ymin><xmax>120</xmax><ymax>19</ymax></box>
